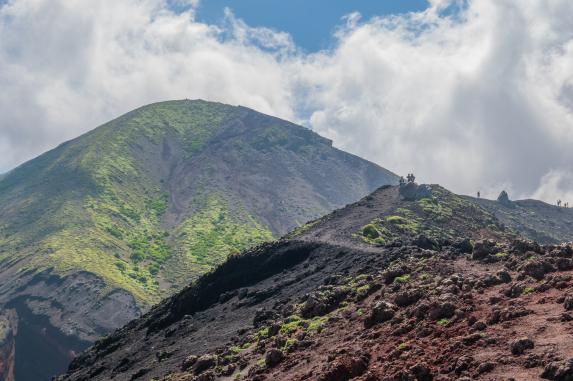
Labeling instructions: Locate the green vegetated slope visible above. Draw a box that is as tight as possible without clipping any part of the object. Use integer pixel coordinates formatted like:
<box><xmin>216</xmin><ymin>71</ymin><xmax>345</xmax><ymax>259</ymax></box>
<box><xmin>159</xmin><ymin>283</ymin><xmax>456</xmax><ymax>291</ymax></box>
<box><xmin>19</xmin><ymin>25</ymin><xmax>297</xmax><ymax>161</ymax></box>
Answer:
<box><xmin>0</xmin><ymin>101</ymin><xmax>243</xmax><ymax>304</ymax></box>
<box><xmin>0</xmin><ymin>100</ymin><xmax>397</xmax><ymax>308</ymax></box>
<box><xmin>468</xmin><ymin>196</ymin><xmax>573</xmax><ymax>244</ymax></box>
<box><xmin>356</xmin><ymin>186</ymin><xmax>512</xmax><ymax>246</ymax></box>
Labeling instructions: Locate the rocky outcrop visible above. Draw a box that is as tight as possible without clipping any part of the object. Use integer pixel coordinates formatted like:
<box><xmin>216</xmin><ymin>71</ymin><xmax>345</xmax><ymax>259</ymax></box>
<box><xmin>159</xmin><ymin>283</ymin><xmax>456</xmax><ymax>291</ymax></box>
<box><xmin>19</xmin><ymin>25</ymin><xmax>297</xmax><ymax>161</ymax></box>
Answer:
<box><xmin>497</xmin><ymin>190</ymin><xmax>515</xmax><ymax>208</ymax></box>
<box><xmin>399</xmin><ymin>183</ymin><xmax>433</xmax><ymax>201</ymax></box>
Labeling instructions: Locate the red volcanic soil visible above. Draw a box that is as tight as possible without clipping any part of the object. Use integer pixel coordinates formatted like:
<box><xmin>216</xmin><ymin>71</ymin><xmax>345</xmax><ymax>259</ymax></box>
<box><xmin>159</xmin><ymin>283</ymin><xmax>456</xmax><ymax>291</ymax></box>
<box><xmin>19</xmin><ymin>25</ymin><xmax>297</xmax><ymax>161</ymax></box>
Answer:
<box><xmin>162</xmin><ymin>240</ymin><xmax>573</xmax><ymax>381</ymax></box>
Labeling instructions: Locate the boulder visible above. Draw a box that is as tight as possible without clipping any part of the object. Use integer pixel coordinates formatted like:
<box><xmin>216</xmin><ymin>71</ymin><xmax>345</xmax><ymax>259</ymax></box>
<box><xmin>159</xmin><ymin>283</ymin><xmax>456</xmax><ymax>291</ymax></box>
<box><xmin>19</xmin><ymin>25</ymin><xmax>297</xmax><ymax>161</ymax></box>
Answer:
<box><xmin>497</xmin><ymin>190</ymin><xmax>515</xmax><ymax>208</ymax></box>
<box><xmin>192</xmin><ymin>354</ymin><xmax>217</xmax><ymax>375</ymax></box>
<box><xmin>400</xmin><ymin>182</ymin><xmax>418</xmax><ymax>201</ymax></box>
<box><xmin>394</xmin><ymin>290</ymin><xmax>424</xmax><ymax>307</ymax></box>
<box><xmin>453</xmin><ymin>238</ymin><xmax>473</xmax><ymax>254</ymax></box>
<box><xmin>511</xmin><ymin>239</ymin><xmax>541</xmax><ymax>254</ymax></box>
<box><xmin>428</xmin><ymin>302</ymin><xmax>456</xmax><ymax>320</ymax></box>
<box><xmin>454</xmin><ymin>355</ymin><xmax>474</xmax><ymax>373</ymax></box>
<box><xmin>541</xmin><ymin>358</ymin><xmax>573</xmax><ymax>380</ymax></box>
<box><xmin>410</xmin><ymin>363</ymin><xmax>433</xmax><ymax>381</ymax></box>
<box><xmin>318</xmin><ymin>353</ymin><xmax>369</xmax><ymax>381</ymax></box>
<box><xmin>265</xmin><ymin>349</ymin><xmax>284</xmax><ymax>368</ymax></box>
<box><xmin>383</xmin><ymin>266</ymin><xmax>409</xmax><ymax>285</ymax></box>
<box><xmin>510</xmin><ymin>337</ymin><xmax>534</xmax><ymax>355</ymax></box>
<box><xmin>522</xmin><ymin>259</ymin><xmax>555</xmax><ymax>280</ymax></box>
<box><xmin>399</xmin><ymin>183</ymin><xmax>433</xmax><ymax>201</ymax></box>
<box><xmin>253</xmin><ymin>308</ymin><xmax>279</xmax><ymax>328</ymax></box>
<box><xmin>472</xmin><ymin>240</ymin><xmax>497</xmax><ymax>260</ymax></box>
<box><xmin>497</xmin><ymin>271</ymin><xmax>512</xmax><ymax>283</ymax></box>
<box><xmin>300</xmin><ymin>286</ymin><xmax>350</xmax><ymax>318</ymax></box>
<box><xmin>364</xmin><ymin>301</ymin><xmax>396</xmax><ymax>328</ymax></box>
<box><xmin>181</xmin><ymin>355</ymin><xmax>198</xmax><ymax>371</ymax></box>
<box><xmin>416</xmin><ymin>184</ymin><xmax>433</xmax><ymax>200</ymax></box>
<box><xmin>476</xmin><ymin>362</ymin><xmax>495</xmax><ymax>375</ymax></box>
<box><xmin>413</xmin><ymin>235</ymin><xmax>439</xmax><ymax>250</ymax></box>
<box><xmin>564</xmin><ymin>295</ymin><xmax>573</xmax><ymax>311</ymax></box>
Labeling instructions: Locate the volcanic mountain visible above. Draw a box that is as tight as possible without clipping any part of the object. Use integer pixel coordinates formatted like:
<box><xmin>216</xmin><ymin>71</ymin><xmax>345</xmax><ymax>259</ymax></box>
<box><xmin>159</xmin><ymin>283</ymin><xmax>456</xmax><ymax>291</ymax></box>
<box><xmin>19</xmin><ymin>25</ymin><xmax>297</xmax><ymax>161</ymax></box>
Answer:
<box><xmin>57</xmin><ymin>184</ymin><xmax>573</xmax><ymax>381</ymax></box>
<box><xmin>0</xmin><ymin>100</ymin><xmax>399</xmax><ymax>381</ymax></box>
<box><xmin>468</xmin><ymin>193</ymin><xmax>573</xmax><ymax>244</ymax></box>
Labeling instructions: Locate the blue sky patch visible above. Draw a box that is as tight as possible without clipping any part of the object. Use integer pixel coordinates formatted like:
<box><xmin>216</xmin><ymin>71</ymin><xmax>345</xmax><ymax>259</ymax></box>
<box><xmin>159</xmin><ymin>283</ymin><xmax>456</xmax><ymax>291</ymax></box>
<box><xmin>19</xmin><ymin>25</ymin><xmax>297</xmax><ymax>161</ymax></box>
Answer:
<box><xmin>189</xmin><ymin>0</ymin><xmax>429</xmax><ymax>52</ymax></box>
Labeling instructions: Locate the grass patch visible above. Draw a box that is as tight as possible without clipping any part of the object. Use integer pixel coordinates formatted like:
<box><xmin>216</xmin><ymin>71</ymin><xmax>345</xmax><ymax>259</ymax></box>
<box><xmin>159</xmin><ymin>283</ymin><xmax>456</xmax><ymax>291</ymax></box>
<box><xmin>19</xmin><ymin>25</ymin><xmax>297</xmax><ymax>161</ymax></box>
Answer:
<box><xmin>523</xmin><ymin>287</ymin><xmax>535</xmax><ymax>295</ymax></box>
<box><xmin>437</xmin><ymin>318</ymin><xmax>449</xmax><ymax>327</ymax></box>
<box><xmin>307</xmin><ymin>316</ymin><xmax>328</xmax><ymax>333</ymax></box>
<box><xmin>393</xmin><ymin>274</ymin><xmax>411</xmax><ymax>284</ymax></box>
<box><xmin>280</xmin><ymin>315</ymin><xmax>303</xmax><ymax>334</ymax></box>
<box><xmin>255</xmin><ymin>327</ymin><xmax>269</xmax><ymax>340</ymax></box>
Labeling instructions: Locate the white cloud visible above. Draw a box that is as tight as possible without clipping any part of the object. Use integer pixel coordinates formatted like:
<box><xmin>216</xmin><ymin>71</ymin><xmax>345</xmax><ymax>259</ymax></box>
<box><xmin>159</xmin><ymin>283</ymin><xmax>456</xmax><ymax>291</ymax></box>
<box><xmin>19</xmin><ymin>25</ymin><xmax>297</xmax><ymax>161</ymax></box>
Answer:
<box><xmin>532</xmin><ymin>170</ymin><xmax>573</xmax><ymax>206</ymax></box>
<box><xmin>293</xmin><ymin>0</ymin><xmax>573</xmax><ymax>201</ymax></box>
<box><xmin>0</xmin><ymin>0</ymin><xmax>295</xmax><ymax>172</ymax></box>
<box><xmin>0</xmin><ymin>0</ymin><xmax>572</xmax><ymax>204</ymax></box>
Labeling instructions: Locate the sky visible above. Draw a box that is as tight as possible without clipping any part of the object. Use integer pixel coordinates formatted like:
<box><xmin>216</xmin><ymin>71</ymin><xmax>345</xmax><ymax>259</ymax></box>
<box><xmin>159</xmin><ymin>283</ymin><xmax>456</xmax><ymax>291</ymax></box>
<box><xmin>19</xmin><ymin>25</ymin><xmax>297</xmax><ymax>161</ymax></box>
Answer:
<box><xmin>191</xmin><ymin>0</ymin><xmax>429</xmax><ymax>52</ymax></box>
<box><xmin>0</xmin><ymin>0</ymin><xmax>573</xmax><ymax>203</ymax></box>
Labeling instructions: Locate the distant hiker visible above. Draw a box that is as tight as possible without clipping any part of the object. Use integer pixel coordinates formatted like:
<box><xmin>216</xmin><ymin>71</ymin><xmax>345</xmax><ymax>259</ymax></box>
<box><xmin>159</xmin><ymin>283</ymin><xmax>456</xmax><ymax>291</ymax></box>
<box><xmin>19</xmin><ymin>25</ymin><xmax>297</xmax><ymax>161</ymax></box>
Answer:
<box><xmin>399</xmin><ymin>176</ymin><xmax>406</xmax><ymax>186</ymax></box>
<box><xmin>407</xmin><ymin>173</ymin><xmax>416</xmax><ymax>183</ymax></box>
<box><xmin>558</xmin><ymin>200</ymin><xmax>562</xmax><ymax>207</ymax></box>
<box><xmin>477</xmin><ymin>191</ymin><xmax>481</xmax><ymax>198</ymax></box>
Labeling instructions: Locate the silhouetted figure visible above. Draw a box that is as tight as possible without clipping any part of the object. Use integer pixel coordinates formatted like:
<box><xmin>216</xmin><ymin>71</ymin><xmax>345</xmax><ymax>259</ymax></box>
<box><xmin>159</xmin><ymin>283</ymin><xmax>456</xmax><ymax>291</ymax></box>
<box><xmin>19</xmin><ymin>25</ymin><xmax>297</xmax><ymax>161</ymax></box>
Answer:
<box><xmin>399</xmin><ymin>176</ymin><xmax>406</xmax><ymax>186</ymax></box>
<box><xmin>477</xmin><ymin>191</ymin><xmax>481</xmax><ymax>198</ymax></box>
<box><xmin>558</xmin><ymin>200</ymin><xmax>562</xmax><ymax>207</ymax></box>
<box><xmin>406</xmin><ymin>173</ymin><xmax>416</xmax><ymax>183</ymax></box>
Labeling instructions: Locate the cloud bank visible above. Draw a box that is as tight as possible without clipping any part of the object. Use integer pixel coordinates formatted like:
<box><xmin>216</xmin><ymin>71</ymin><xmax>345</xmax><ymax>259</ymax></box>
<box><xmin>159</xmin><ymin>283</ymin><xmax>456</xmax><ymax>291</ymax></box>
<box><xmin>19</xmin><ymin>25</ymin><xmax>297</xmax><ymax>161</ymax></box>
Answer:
<box><xmin>1</xmin><ymin>0</ymin><xmax>573</xmax><ymax>203</ymax></box>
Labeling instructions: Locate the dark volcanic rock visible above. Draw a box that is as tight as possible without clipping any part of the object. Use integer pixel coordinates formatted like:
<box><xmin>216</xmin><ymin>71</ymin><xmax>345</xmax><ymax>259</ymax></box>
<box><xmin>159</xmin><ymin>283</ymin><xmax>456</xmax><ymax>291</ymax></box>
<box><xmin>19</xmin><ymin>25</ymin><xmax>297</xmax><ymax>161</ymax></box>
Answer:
<box><xmin>427</xmin><ymin>302</ymin><xmax>456</xmax><ymax>321</ymax></box>
<box><xmin>364</xmin><ymin>301</ymin><xmax>396</xmax><ymax>328</ymax></box>
<box><xmin>399</xmin><ymin>183</ymin><xmax>420</xmax><ymax>201</ymax></box>
<box><xmin>264</xmin><ymin>349</ymin><xmax>283</xmax><ymax>368</ymax></box>
<box><xmin>472</xmin><ymin>240</ymin><xmax>498</xmax><ymax>260</ymax></box>
<box><xmin>399</xmin><ymin>183</ymin><xmax>432</xmax><ymax>201</ymax></box>
<box><xmin>318</xmin><ymin>353</ymin><xmax>369</xmax><ymax>381</ymax></box>
<box><xmin>541</xmin><ymin>358</ymin><xmax>573</xmax><ymax>380</ymax></box>
<box><xmin>522</xmin><ymin>259</ymin><xmax>555</xmax><ymax>280</ymax></box>
<box><xmin>394</xmin><ymin>290</ymin><xmax>424</xmax><ymax>307</ymax></box>
<box><xmin>192</xmin><ymin>355</ymin><xmax>217</xmax><ymax>375</ymax></box>
<box><xmin>512</xmin><ymin>239</ymin><xmax>541</xmax><ymax>254</ymax></box>
<box><xmin>413</xmin><ymin>235</ymin><xmax>439</xmax><ymax>250</ymax></box>
<box><xmin>497</xmin><ymin>190</ymin><xmax>515</xmax><ymax>208</ymax></box>
<box><xmin>510</xmin><ymin>337</ymin><xmax>534</xmax><ymax>355</ymax></box>
<box><xmin>453</xmin><ymin>238</ymin><xmax>473</xmax><ymax>254</ymax></box>
<box><xmin>564</xmin><ymin>295</ymin><xmax>573</xmax><ymax>311</ymax></box>
<box><xmin>410</xmin><ymin>363</ymin><xmax>433</xmax><ymax>381</ymax></box>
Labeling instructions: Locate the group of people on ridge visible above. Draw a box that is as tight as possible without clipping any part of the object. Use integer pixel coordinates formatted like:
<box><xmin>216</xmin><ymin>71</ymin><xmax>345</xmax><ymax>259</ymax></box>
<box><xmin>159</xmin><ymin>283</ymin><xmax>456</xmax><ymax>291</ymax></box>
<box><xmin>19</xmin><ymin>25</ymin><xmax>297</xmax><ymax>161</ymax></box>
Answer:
<box><xmin>557</xmin><ymin>200</ymin><xmax>569</xmax><ymax>208</ymax></box>
<box><xmin>399</xmin><ymin>173</ymin><xmax>416</xmax><ymax>186</ymax></box>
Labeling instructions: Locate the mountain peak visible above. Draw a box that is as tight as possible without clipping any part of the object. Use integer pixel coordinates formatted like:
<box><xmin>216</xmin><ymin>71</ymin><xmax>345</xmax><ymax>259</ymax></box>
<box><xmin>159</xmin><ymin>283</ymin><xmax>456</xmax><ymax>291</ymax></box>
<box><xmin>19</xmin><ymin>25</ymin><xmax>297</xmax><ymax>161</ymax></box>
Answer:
<box><xmin>0</xmin><ymin>100</ymin><xmax>397</xmax><ymax>380</ymax></box>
